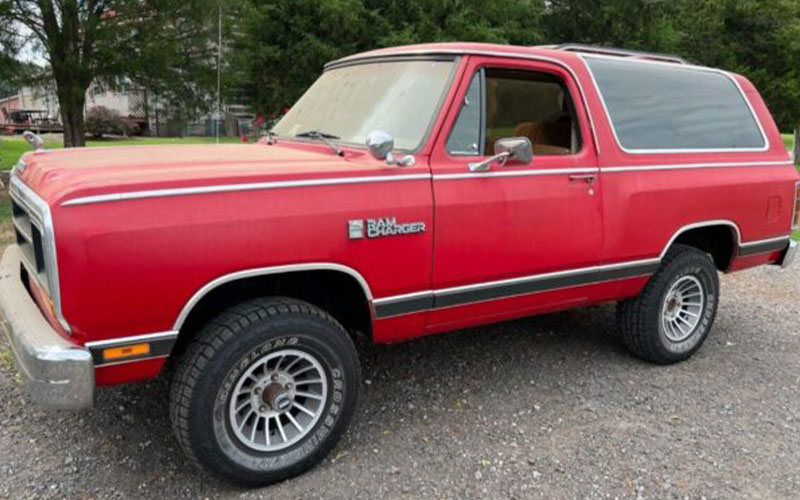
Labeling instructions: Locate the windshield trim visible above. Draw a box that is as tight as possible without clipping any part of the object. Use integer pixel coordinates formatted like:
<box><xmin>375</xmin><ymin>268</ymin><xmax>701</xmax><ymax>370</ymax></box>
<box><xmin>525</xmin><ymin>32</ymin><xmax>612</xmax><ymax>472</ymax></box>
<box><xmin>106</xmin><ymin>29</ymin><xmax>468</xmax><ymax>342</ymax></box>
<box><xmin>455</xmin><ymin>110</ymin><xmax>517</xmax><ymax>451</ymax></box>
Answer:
<box><xmin>274</xmin><ymin>56</ymin><xmax>461</xmax><ymax>155</ymax></box>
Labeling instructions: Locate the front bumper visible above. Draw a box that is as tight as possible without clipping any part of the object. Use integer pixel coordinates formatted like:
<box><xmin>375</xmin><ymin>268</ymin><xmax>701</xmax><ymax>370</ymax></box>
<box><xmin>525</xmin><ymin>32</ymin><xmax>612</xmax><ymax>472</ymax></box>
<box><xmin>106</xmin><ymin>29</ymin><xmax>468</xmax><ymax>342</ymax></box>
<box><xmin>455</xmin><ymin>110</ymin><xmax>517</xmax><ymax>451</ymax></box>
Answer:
<box><xmin>778</xmin><ymin>240</ymin><xmax>797</xmax><ymax>269</ymax></box>
<box><xmin>0</xmin><ymin>245</ymin><xmax>93</xmax><ymax>410</ymax></box>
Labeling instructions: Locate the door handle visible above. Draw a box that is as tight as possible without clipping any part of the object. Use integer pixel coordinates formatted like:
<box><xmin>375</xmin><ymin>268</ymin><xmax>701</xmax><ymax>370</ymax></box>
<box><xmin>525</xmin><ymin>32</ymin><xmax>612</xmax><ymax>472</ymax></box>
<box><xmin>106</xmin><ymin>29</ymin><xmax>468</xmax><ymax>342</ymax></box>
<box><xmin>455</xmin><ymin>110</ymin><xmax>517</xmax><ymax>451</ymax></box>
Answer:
<box><xmin>568</xmin><ymin>173</ymin><xmax>596</xmax><ymax>184</ymax></box>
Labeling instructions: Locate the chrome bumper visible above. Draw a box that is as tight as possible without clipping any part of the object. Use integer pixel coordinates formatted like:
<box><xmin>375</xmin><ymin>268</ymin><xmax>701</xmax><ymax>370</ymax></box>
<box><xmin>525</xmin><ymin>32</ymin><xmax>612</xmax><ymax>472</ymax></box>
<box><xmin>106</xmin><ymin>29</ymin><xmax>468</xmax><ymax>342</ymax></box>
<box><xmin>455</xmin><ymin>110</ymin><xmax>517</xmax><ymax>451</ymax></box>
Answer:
<box><xmin>0</xmin><ymin>245</ymin><xmax>93</xmax><ymax>410</ymax></box>
<box><xmin>778</xmin><ymin>240</ymin><xmax>797</xmax><ymax>269</ymax></box>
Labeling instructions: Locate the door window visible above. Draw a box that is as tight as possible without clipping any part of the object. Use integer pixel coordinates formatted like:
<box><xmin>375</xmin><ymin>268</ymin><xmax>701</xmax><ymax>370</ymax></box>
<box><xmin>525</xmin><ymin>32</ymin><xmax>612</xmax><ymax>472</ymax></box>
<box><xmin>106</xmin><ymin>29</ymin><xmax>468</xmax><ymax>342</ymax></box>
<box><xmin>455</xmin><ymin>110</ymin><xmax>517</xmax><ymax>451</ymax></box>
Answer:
<box><xmin>445</xmin><ymin>70</ymin><xmax>483</xmax><ymax>155</ymax></box>
<box><xmin>446</xmin><ymin>68</ymin><xmax>582</xmax><ymax>156</ymax></box>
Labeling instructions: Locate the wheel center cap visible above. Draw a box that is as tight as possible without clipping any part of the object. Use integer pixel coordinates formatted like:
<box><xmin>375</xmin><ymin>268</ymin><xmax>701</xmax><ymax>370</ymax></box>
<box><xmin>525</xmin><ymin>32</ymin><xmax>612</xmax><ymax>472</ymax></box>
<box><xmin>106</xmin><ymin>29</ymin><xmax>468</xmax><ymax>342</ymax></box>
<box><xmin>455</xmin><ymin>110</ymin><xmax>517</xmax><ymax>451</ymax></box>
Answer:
<box><xmin>263</xmin><ymin>383</ymin><xmax>292</xmax><ymax>412</ymax></box>
<box><xmin>666</xmin><ymin>296</ymin><xmax>680</xmax><ymax>314</ymax></box>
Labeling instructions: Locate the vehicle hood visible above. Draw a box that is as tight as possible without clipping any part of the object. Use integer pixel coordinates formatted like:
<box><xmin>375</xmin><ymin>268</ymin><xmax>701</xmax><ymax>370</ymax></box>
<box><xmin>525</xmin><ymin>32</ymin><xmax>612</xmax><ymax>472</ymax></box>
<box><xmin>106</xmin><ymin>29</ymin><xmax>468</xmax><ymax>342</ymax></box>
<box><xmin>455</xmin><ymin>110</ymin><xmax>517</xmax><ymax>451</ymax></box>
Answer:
<box><xmin>17</xmin><ymin>143</ymin><xmax>381</xmax><ymax>204</ymax></box>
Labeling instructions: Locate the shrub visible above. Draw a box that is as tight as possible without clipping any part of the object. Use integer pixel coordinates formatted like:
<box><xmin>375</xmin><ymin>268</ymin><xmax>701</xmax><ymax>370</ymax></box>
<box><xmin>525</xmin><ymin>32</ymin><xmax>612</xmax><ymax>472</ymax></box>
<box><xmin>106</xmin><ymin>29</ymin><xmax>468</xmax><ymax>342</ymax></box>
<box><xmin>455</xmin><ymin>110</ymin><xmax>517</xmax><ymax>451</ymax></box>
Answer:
<box><xmin>85</xmin><ymin>106</ymin><xmax>135</xmax><ymax>138</ymax></box>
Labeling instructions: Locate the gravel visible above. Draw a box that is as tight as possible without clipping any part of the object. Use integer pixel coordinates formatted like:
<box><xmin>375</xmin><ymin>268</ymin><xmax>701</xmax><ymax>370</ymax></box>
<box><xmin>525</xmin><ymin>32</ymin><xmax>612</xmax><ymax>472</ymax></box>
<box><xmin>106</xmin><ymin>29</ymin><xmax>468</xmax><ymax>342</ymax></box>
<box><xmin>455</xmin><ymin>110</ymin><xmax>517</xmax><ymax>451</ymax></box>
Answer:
<box><xmin>1</xmin><ymin>262</ymin><xmax>799</xmax><ymax>499</ymax></box>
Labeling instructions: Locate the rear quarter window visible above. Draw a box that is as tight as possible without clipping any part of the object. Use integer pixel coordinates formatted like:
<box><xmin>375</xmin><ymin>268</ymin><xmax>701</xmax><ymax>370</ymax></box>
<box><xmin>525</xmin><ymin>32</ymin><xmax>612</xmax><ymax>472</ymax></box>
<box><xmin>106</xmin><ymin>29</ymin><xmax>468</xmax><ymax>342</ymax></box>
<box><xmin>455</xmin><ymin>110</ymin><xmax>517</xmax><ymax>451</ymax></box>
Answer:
<box><xmin>584</xmin><ymin>56</ymin><xmax>766</xmax><ymax>152</ymax></box>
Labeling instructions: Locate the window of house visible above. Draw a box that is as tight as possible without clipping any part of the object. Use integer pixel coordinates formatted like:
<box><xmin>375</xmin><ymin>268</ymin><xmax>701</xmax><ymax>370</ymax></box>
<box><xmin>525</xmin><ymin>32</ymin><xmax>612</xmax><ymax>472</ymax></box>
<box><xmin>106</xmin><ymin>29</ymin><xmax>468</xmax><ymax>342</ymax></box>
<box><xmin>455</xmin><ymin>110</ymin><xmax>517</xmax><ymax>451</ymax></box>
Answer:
<box><xmin>446</xmin><ymin>67</ymin><xmax>581</xmax><ymax>156</ymax></box>
<box><xmin>584</xmin><ymin>56</ymin><xmax>766</xmax><ymax>151</ymax></box>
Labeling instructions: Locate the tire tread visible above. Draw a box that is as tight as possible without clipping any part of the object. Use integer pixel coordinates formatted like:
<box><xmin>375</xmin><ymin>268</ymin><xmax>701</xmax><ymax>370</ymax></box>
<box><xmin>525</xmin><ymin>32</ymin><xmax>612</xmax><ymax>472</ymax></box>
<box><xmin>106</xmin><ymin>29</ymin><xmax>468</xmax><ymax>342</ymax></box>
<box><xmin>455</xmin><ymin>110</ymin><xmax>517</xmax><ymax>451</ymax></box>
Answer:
<box><xmin>168</xmin><ymin>297</ymin><xmax>357</xmax><ymax>479</ymax></box>
<box><xmin>617</xmin><ymin>244</ymin><xmax>718</xmax><ymax>364</ymax></box>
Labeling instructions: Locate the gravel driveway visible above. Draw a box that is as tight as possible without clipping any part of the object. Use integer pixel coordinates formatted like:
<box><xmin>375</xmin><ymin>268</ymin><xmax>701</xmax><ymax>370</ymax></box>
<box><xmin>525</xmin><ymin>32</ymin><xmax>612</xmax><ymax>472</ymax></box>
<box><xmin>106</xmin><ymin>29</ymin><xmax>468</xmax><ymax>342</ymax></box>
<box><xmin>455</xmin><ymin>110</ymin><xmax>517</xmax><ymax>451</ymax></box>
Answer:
<box><xmin>1</xmin><ymin>261</ymin><xmax>799</xmax><ymax>499</ymax></box>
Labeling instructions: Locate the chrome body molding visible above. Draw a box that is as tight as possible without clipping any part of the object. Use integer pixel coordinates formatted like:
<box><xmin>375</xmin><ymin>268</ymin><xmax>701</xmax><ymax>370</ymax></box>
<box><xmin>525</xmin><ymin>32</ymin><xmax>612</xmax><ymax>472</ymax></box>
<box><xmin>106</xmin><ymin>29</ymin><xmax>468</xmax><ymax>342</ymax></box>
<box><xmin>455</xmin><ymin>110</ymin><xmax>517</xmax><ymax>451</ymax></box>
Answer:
<box><xmin>373</xmin><ymin>221</ymin><xmax>793</xmax><ymax>319</ymax></box>
<box><xmin>659</xmin><ymin>220</ymin><xmax>742</xmax><ymax>260</ymax></box>
<box><xmin>602</xmin><ymin>160</ymin><xmax>793</xmax><ymax>173</ymax></box>
<box><xmin>61</xmin><ymin>173</ymin><xmax>433</xmax><ymax>207</ymax></box>
<box><xmin>57</xmin><ymin>161</ymin><xmax>795</xmax><ymax>209</ymax></box>
<box><xmin>433</xmin><ymin>167</ymin><xmax>598</xmax><ymax>180</ymax></box>
<box><xmin>84</xmin><ymin>330</ymin><xmax>179</xmax><ymax>349</ymax></box>
<box><xmin>173</xmin><ymin>263</ymin><xmax>374</xmax><ymax>331</ymax></box>
<box><xmin>9</xmin><ymin>175</ymin><xmax>70</xmax><ymax>332</ymax></box>
<box><xmin>578</xmin><ymin>53</ymin><xmax>771</xmax><ymax>155</ymax></box>
<box><xmin>373</xmin><ymin>258</ymin><xmax>660</xmax><ymax>318</ymax></box>
<box><xmin>660</xmin><ymin>219</ymin><xmax>790</xmax><ymax>259</ymax></box>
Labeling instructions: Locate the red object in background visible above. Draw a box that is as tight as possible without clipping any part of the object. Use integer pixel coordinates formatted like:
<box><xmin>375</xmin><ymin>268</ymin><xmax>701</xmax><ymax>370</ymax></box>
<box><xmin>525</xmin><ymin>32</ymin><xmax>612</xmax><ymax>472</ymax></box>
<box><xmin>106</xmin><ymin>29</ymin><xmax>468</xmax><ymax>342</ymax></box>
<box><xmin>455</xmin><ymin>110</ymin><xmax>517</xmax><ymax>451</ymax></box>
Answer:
<box><xmin>283</xmin><ymin>106</ymin><xmax>290</xmax><ymax>114</ymax></box>
<box><xmin>9</xmin><ymin>42</ymin><xmax>799</xmax><ymax>385</ymax></box>
<box><xmin>241</xmin><ymin>134</ymin><xmax>248</xmax><ymax>143</ymax></box>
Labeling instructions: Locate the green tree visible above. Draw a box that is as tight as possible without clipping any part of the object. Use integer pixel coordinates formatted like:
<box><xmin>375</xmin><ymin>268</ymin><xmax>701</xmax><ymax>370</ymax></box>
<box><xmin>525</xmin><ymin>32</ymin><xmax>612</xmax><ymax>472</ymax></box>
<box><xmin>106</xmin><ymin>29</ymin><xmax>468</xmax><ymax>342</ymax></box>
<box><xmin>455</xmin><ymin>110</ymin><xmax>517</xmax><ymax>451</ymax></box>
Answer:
<box><xmin>226</xmin><ymin>0</ymin><xmax>376</xmax><ymax>119</ymax></box>
<box><xmin>0</xmin><ymin>1</ymin><xmax>220</xmax><ymax>147</ymax></box>
<box><xmin>544</xmin><ymin>0</ymin><xmax>679</xmax><ymax>54</ymax></box>
<box><xmin>0</xmin><ymin>54</ymin><xmax>19</xmax><ymax>97</ymax></box>
<box><xmin>543</xmin><ymin>0</ymin><xmax>800</xmax><ymax>132</ymax></box>
<box><xmin>229</xmin><ymin>0</ymin><xmax>546</xmax><ymax>117</ymax></box>
<box><xmin>672</xmin><ymin>0</ymin><xmax>800</xmax><ymax>132</ymax></box>
<box><xmin>367</xmin><ymin>0</ymin><xmax>544</xmax><ymax>47</ymax></box>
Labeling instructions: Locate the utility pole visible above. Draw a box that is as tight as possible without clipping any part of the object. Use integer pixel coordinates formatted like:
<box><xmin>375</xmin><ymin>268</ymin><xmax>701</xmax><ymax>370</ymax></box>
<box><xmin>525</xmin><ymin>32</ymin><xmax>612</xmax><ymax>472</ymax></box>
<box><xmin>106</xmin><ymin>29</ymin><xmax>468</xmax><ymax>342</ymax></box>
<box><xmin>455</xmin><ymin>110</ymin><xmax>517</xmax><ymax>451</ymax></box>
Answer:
<box><xmin>216</xmin><ymin>6</ymin><xmax>222</xmax><ymax>143</ymax></box>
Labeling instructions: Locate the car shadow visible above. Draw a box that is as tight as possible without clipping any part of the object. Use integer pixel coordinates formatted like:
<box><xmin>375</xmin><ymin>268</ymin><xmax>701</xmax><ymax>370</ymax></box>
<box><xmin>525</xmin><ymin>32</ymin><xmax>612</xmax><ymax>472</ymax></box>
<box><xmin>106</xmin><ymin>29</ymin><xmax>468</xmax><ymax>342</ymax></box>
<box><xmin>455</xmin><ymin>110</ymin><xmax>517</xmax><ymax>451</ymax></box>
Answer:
<box><xmin>87</xmin><ymin>303</ymin><xmax>639</xmax><ymax>493</ymax></box>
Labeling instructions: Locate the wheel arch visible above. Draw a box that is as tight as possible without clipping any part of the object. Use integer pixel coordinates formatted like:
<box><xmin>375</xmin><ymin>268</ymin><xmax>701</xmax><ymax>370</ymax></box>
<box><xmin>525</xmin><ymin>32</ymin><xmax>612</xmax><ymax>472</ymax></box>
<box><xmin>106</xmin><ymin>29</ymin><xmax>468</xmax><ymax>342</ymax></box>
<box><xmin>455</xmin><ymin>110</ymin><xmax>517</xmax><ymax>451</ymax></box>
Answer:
<box><xmin>172</xmin><ymin>264</ymin><xmax>374</xmax><ymax>352</ymax></box>
<box><xmin>660</xmin><ymin>220</ymin><xmax>741</xmax><ymax>271</ymax></box>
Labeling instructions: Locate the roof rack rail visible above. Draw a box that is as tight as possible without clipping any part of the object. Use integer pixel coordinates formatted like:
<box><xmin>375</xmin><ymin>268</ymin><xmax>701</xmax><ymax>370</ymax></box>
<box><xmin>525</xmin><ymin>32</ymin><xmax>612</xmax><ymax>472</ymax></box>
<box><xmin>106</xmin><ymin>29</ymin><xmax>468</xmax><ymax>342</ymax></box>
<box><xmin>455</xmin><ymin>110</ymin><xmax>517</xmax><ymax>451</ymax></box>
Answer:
<box><xmin>553</xmin><ymin>44</ymin><xmax>688</xmax><ymax>65</ymax></box>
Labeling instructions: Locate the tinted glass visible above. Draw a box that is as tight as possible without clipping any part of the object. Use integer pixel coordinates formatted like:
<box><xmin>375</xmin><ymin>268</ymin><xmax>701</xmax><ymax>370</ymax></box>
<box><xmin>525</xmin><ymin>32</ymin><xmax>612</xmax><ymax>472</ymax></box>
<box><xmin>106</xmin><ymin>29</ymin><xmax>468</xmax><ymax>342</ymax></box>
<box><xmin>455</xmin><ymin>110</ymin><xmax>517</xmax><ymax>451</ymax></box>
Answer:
<box><xmin>273</xmin><ymin>60</ymin><xmax>455</xmax><ymax>151</ymax></box>
<box><xmin>585</xmin><ymin>57</ymin><xmax>765</xmax><ymax>151</ymax></box>
<box><xmin>446</xmin><ymin>72</ymin><xmax>482</xmax><ymax>155</ymax></box>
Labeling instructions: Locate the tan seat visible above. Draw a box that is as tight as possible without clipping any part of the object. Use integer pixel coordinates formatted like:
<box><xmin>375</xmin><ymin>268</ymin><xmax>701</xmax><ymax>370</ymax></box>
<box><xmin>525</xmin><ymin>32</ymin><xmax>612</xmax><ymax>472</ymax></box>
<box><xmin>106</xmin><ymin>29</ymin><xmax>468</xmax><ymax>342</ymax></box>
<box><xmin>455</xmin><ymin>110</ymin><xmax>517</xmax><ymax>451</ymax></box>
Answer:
<box><xmin>514</xmin><ymin>121</ymin><xmax>571</xmax><ymax>155</ymax></box>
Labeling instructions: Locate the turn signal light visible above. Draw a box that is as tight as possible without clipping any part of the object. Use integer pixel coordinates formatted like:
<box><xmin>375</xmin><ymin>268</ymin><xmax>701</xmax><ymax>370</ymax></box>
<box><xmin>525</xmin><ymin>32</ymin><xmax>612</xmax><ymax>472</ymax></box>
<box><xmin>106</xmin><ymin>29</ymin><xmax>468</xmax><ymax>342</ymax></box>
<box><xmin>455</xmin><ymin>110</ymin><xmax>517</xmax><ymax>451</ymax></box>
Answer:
<box><xmin>103</xmin><ymin>343</ymin><xmax>150</xmax><ymax>361</ymax></box>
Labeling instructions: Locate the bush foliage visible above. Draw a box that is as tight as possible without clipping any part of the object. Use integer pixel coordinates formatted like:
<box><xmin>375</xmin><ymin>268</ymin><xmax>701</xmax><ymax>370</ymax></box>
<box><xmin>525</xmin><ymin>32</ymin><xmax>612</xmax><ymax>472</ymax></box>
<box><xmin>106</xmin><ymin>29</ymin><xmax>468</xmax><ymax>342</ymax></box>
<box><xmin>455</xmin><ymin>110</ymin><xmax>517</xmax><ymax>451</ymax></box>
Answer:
<box><xmin>226</xmin><ymin>0</ymin><xmax>800</xmax><ymax>131</ymax></box>
<box><xmin>85</xmin><ymin>107</ymin><xmax>136</xmax><ymax>138</ymax></box>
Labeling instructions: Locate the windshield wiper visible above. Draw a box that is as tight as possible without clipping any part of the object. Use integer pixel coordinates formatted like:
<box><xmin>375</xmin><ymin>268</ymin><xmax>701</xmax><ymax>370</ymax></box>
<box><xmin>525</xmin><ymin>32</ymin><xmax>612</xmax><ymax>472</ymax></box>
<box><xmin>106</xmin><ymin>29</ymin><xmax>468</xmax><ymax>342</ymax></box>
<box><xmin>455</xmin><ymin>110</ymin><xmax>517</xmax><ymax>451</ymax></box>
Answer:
<box><xmin>295</xmin><ymin>130</ymin><xmax>345</xmax><ymax>157</ymax></box>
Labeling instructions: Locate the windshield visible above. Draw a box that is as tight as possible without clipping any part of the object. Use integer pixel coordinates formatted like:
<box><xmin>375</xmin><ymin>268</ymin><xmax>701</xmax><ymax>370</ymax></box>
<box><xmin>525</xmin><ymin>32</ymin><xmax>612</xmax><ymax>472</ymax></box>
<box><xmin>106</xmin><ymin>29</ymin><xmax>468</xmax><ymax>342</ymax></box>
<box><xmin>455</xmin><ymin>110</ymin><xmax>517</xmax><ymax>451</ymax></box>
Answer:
<box><xmin>272</xmin><ymin>59</ymin><xmax>456</xmax><ymax>151</ymax></box>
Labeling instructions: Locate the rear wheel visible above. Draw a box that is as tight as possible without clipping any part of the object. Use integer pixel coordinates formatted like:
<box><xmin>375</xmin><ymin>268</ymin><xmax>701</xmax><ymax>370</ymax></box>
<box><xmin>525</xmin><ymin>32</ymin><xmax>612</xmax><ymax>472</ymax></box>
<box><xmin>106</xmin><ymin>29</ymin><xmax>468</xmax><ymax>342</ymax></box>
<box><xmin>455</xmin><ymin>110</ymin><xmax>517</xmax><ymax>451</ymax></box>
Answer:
<box><xmin>169</xmin><ymin>297</ymin><xmax>360</xmax><ymax>486</ymax></box>
<box><xmin>617</xmin><ymin>244</ymin><xmax>719</xmax><ymax>364</ymax></box>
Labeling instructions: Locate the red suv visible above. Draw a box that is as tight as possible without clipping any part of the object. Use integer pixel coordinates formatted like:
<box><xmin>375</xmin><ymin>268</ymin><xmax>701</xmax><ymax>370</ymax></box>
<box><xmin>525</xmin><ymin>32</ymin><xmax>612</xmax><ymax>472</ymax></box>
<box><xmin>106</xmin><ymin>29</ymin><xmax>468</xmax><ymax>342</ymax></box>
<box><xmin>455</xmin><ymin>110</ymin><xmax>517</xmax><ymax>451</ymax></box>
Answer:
<box><xmin>2</xmin><ymin>43</ymin><xmax>798</xmax><ymax>485</ymax></box>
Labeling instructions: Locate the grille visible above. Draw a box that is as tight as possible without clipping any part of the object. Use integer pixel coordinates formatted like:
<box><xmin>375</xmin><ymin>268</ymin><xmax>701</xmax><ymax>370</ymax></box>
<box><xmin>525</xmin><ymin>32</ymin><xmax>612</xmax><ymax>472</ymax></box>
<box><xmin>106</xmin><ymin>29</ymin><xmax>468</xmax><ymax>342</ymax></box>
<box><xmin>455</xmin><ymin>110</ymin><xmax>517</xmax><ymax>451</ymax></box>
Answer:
<box><xmin>11</xmin><ymin>197</ymin><xmax>50</xmax><ymax>291</ymax></box>
<box><xmin>8</xmin><ymin>170</ymin><xmax>69</xmax><ymax>331</ymax></box>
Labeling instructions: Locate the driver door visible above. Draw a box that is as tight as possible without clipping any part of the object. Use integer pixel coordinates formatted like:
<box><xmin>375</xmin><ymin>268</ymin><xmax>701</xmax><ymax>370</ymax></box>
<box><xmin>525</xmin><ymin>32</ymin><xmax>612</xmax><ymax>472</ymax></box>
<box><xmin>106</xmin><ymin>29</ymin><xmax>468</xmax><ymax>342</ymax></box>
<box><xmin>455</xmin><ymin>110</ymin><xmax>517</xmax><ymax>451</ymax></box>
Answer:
<box><xmin>428</xmin><ymin>56</ymin><xmax>603</xmax><ymax>331</ymax></box>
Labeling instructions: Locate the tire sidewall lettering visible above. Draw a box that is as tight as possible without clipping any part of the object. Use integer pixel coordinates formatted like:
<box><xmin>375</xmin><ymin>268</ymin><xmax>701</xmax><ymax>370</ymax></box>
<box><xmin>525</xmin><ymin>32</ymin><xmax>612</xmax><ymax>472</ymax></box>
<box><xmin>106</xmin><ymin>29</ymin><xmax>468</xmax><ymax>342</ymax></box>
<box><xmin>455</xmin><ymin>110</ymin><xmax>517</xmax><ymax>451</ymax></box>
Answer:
<box><xmin>211</xmin><ymin>334</ymin><xmax>347</xmax><ymax>473</ymax></box>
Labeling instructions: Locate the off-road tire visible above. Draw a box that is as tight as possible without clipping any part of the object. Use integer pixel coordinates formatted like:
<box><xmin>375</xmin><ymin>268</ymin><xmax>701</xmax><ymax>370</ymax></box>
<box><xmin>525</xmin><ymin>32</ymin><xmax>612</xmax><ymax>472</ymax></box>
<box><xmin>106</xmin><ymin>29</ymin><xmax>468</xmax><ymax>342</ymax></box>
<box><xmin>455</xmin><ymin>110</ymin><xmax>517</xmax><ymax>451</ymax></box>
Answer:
<box><xmin>617</xmin><ymin>244</ymin><xmax>719</xmax><ymax>365</ymax></box>
<box><xmin>169</xmin><ymin>297</ymin><xmax>360</xmax><ymax>486</ymax></box>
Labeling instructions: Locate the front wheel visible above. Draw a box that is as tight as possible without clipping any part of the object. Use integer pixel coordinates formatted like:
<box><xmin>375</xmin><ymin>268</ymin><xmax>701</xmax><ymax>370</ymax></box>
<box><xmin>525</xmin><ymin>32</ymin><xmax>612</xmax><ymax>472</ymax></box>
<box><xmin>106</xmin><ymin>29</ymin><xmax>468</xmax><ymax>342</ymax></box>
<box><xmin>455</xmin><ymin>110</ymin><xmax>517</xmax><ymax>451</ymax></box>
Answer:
<box><xmin>617</xmin><ymin>244</ymin><xmax>719</xmax><ymax>364</ymax></box>
<box><xmin>169</xmin><ymin>298</ymin><xmax>360</xmax><ymax>486</ymax></box>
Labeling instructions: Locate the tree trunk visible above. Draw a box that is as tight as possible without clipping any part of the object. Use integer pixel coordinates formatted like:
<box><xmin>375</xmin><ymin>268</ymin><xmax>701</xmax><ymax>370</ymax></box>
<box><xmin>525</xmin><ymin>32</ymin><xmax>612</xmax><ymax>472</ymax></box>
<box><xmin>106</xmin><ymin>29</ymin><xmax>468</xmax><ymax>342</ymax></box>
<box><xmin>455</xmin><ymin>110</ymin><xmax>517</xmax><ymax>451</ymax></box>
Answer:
<box><xmin>794</xmin><ymin>126</ymin><xmax>799</xmax><ymax>165</ymax></box>
<box><xmin>59</xmin><ymin>89</ymin><xmax>87</xmax><ymax>148</ymax></box>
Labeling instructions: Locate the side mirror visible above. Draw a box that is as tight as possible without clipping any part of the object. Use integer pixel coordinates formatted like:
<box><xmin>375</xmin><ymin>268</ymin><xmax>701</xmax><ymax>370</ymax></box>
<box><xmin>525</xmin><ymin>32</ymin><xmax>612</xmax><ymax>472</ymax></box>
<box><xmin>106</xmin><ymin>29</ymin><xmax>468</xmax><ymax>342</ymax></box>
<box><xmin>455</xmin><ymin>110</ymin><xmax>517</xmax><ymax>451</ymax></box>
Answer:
<box><xmin>366</xmin><ymin>130</ymin><xmax>416</xmax><ymax>167</ymax></box>
<box><xmin>23</xmin><ymin>130</ymin><xmax>45</xmax><ymax>151</ymax></box>
<box><xmin>468</xmin><ymin>137</ymin><xmax>533</xmax><ymax>172</ymax></box>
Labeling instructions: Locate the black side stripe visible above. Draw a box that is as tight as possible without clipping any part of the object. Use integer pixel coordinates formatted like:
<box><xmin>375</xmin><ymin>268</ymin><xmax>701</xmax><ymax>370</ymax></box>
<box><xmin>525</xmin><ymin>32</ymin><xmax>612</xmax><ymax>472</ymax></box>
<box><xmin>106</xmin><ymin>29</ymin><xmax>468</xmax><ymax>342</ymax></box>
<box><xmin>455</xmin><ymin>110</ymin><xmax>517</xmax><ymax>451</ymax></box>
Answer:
<box><xmin>738</xmin><ymin>239</ymin><xmax>790</xmax><ymax>257</ymax></box>
<box><xmin>373</xmin><ymin>294</ymin><xmax>435</xmax><ymax>318</ymax></box>
<box><xmin>374</xmin><ymin>261</ymin><xmax>660</xmax><ymax>319</ymax></box>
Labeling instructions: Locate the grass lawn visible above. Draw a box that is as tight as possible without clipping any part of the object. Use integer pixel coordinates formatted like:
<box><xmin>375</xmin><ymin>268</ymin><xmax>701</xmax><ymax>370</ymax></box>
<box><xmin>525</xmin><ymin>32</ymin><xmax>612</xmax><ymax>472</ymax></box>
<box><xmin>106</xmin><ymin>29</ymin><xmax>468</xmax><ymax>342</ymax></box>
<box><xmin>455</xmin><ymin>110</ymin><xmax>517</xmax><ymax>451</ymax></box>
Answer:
<box><xmin>0</xmin><ymin>135</ymin><xmax>242</xmax><ymax>170</ymax></box>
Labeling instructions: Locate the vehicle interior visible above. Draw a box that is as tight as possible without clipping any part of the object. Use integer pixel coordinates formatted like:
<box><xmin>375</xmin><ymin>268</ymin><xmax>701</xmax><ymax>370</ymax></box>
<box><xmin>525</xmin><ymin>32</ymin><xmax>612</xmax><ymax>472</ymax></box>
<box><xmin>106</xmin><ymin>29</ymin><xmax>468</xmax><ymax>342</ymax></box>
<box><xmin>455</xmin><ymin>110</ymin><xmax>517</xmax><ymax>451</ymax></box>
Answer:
<box><xmin>484</xmin><ymin>69</ymin><xmax>581</xmax><ymax>156</ymax></box>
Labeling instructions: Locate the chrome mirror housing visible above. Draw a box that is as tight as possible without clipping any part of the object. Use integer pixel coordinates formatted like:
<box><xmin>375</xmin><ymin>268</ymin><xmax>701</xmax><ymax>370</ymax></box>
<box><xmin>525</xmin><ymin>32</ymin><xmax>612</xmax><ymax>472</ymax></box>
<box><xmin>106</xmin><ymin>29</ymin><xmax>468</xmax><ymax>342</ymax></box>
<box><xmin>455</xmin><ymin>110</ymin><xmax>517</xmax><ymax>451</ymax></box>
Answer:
<box><xmin>366</xmin><ymin>130</ymin><xmax>416</xmax><ymax>167</ymax></box>
<box><xmin>468</xmin><ymin>137</ymin><xmax>533</xmax><ymax>172</ymax></box>
<box><xmin>23</xmin><ymin>130</ymin><xmax>45</xmax><ymax>151</ymax></box>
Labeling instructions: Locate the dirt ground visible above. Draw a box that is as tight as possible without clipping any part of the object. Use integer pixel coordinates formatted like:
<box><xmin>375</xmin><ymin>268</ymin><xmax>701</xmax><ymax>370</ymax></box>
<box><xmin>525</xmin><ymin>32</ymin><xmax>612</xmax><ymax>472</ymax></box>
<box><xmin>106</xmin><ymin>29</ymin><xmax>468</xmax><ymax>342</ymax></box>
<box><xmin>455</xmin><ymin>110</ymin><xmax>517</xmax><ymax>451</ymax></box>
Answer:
<box><xmin>1</xmin><ymin>218</ymin><xmax>799</xmax><ymax>498</ymax></box>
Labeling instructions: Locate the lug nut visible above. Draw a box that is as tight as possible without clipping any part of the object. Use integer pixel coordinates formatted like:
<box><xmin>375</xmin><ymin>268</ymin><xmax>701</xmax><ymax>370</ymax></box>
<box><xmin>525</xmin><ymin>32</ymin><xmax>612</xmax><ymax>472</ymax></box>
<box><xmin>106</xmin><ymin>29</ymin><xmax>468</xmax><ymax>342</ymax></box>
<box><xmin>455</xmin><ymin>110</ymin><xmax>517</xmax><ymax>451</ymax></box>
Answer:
<box><xmin>271</xmin><ymin>373</ymin><xmax>279</xmax><ymax>381</ymax></box>
<box><xmin>259</xmin><ymin>406</ymin><xmax>267</xmax><ymax>412</ymax></box>
<box><xmin>286</xmin><ymin>383</ymin><xmax>293</xmax><ymax>390</ymax></box>
<box><xmin>254</xmin><ymin>387</ymin><xmax>262</xmax><ymax>394</ymax></box>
